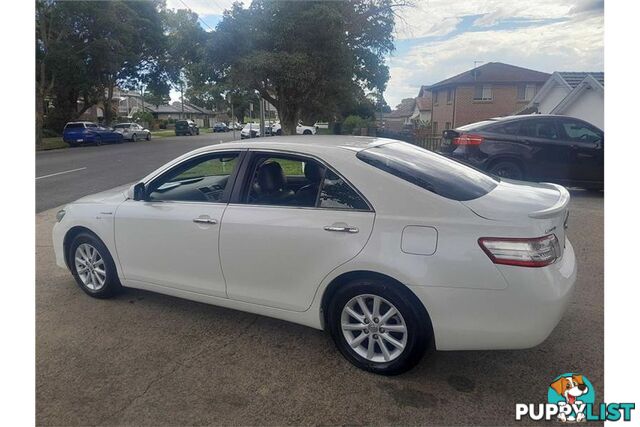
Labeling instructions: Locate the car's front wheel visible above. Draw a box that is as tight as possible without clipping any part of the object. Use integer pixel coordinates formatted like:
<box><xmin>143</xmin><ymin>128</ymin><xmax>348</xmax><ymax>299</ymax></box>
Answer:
<box><xmin>69</xmin><ymin>232</ymin><xmax>121</xmax><ymax>299</ymax></box>
<box><xmin>146</xmin><ymin>132</ymin><xmax>151</xmax><ymax>141</ymax></box>
<box><xmin>132</xmin><ymin>133</ymin><xmax>137</xmax><ymax>142</ymax></box>
<box><xmin>327</xmin><ymin>278</ymin><xmax>432</xmax><ymax>375</ymax></box>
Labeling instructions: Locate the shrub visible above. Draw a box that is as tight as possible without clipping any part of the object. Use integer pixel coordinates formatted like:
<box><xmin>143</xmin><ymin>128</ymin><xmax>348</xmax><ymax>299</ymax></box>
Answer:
<box><xmin>42</xmin><ymin>128</ymin><xmax>60</xmax><ymax>137</ymax></box>
<box><xmin>342</xmin><ymin>115</ymin><xmax>370</xmax><ymax>135</ymax></box>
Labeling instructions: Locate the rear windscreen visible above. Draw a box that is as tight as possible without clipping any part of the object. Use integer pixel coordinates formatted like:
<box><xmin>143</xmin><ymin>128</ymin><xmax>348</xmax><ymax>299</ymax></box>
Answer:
<box><xmin>356</xmin><ymin>142</ymin><xmax>498</xmax><ymax>201</ymax></box>
<box><xmin>64</xmin><ymin>123</ymin><xmax>84</xmax><ymax>129</ymax></box>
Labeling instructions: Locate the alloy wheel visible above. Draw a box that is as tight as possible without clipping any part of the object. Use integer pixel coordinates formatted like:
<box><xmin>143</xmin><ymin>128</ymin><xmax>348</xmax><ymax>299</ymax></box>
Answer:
<box><xmin>74</xmin><ymin>243</ymin><xmax>106</xmax><ymax>291</ymax></box>
<box><xmin>340</xmin><ymin>294</ymin><xmax>408</xmax><ymax>363</ymax></box>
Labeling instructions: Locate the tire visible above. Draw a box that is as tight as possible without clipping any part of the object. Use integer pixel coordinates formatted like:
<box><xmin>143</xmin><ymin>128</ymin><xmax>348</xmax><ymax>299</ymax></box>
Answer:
<box><xmin>196</xmin><ymin>129</ymin><xmax>200</xmax><ymax>135</ymax></box>
<box><xmin>146</xmin><ymin>133</ymin><xmax>151</xmax><ymax>141</ymax></box>
<box><xmin>95</xmin><ymin>136</ymin><xmax>102</xmax><ymax>146</ymax></box>
<box><xmin>276</xmin><ymin>129</ymin><xmax>282</xmax><ymax>136</ymax></box>
<box><xmin>68</xmin><ymin>232</ymin><xmax>122</xmax><ymax>299</ymax></box>
<box><xmin>327</xmin><ymin>278</ymin><xmax>432</xmax><ymax>375</ymax></box>
<box><xmin>488</xmin><ymin>160</ymin><xmax>524</xmax><ymax>180</ymax></box>
<box><xmin>132</xmin><ymin>133</ymin><xmax>137</xmax><ymax>142</ymax></box>
<box><xmin>303</xmin><ymin>130</ymin><xmax>312</xmax><ymax>135</ymax></box>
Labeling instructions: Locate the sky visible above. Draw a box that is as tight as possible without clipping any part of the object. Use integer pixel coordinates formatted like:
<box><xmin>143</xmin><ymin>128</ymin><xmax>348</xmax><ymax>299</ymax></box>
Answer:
<box><xmin>166</xmin><ymin>0</ymin><xmax>604</xmax><ymax>108</ymax></box>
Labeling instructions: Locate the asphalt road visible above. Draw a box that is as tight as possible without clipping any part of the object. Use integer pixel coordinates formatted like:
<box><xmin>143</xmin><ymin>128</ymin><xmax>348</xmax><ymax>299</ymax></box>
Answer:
<box><xmin>35</xmin><ymin>186</ymin><xmax>604</xmax><ymax>425</ymax></box>
<box><xmin>36</xmin><ymin>132</ymin><xmax>238</xmax><ymax>212</ymax></box>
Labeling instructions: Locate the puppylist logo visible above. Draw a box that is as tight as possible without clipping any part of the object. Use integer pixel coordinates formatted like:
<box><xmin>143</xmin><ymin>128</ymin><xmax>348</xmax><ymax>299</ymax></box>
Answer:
<box><xmin>516</xmin><ymin>373</ymin><xmax>635</xmax><ymax>422</ymax></box>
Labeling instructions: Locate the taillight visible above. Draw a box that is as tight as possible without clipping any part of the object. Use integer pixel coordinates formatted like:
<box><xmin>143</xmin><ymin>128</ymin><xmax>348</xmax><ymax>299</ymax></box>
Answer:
<box><xmin>453</xmin><ymin>133</ymin><xmax>484</xmax><ymax>145</ymax></box>
<box><xmin>478</xmin><ymin>234</ymin><xmax>561</xmax><ymax>267</ymax></box>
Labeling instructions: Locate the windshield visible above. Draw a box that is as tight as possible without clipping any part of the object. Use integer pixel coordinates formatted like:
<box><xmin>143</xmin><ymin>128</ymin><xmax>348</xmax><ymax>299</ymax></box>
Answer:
<box><xmin>356</xmin><ymin>142</ymin><xmax>498</xmax><ymax>201</ymax></box>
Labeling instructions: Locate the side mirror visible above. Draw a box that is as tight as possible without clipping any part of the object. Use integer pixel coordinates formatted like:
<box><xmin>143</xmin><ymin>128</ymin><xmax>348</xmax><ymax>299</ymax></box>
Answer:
<box><xmin>133</xmin><ymin>182</ymin><xmax>147</xmax><ymax>201</ymax></box>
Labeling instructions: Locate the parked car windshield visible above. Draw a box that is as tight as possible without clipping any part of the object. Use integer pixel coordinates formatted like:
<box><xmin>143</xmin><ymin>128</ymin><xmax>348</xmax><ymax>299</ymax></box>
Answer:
<box><xmin>357</xmin><ymin>142</ymin><xmax>498</xmax><ymax>201</ymax></box>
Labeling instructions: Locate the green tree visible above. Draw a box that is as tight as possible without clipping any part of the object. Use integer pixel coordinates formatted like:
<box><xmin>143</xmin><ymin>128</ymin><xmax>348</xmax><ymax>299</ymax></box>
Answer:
<box><xmin>36</xmin><ymin>0</ymin><xmax>169</xmax><ymax>138</ymax></box>
<box><xmin>210</xmin><ymin>0</ymin><xmax>400</xmax><ymax>134</ymax></box>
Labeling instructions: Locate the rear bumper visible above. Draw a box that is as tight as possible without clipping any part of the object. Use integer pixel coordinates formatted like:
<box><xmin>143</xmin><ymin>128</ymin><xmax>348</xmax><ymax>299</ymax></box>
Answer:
<box><xmin>409</xmin><ymin>238</ymin><xmax>577</xmax><ymax>350</ymax></box>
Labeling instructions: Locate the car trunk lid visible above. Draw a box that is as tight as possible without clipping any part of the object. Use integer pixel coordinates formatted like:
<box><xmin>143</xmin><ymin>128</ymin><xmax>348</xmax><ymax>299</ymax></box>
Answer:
<box><xmin>462</xmin><ymin>179</ymin><xmax>570</xmax><ymax>249</ymax></box>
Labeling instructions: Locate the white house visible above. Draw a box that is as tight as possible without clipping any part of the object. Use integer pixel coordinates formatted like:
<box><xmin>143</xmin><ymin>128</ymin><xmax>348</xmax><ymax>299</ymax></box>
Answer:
<box><xmin>524</xmin><ymin>72</ymin><xmax>604</xmax><ymax>130</ymax></box>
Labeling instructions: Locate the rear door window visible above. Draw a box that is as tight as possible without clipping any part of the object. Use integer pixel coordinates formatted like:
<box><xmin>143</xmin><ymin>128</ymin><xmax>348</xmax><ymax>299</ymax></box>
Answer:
<box><xmin>486</xmin><ymin>121</ymin><xmax>521</xmax><ymax>135</ymax></box>
<box><xmin>519</xmin><ymin>119</ymin><xmax>559</xmax><ymax>140</ymax></box>
<box><xmin>356</xmin><ymin>142</ymin><xmax>498</xmax><ymax>201</ymax></box>
<box><xmin>318</xmin><ymin>169</ymin><xmax>369</xmax><ymax>210</ymax></box>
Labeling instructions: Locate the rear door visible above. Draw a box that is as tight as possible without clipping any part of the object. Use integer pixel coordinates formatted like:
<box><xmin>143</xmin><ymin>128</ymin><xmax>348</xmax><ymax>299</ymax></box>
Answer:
<box><xmin>555</xmin><ymin>118</ymin><xmax>604</xmax><ymax>184</ymax></box>
<box><xmin>517</xmin><ymin>117</ymin><xmax>570</xmax><ymax>182</ymax></box>
<box><xmin>219</xmin><ymin>151</ymin><xmax>375</xmax><ymax>312</ymax></box>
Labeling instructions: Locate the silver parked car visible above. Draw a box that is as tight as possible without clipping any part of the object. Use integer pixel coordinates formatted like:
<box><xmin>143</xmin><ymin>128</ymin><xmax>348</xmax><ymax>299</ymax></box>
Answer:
<box><xmin>113</xmin><ymin>123</ymin><xmax>151</xmax><ymax>142</ymax></box>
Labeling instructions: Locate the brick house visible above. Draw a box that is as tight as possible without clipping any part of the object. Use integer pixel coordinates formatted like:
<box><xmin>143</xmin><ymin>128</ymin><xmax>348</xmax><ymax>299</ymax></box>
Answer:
<box><xmin>424</xmin><ymin>62</ymin><xmax>550</xmax><ymax>134</ymax></box>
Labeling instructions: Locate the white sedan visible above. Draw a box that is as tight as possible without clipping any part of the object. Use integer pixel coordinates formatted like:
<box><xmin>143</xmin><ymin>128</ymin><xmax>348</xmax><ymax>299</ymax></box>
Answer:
<box><xmin>271</xmin><ymin>122</ymin><xmax>316</xmax><ymax>135</ymax></box>
<box><xmin>52</xmin><ymin>136</ymin><xmax>576</xmax><ymax>375</ymax></box>
<box><xmin>112</xmin><ymin>123</ymin><xmax>151</xmax><ymax>142</ymax></box>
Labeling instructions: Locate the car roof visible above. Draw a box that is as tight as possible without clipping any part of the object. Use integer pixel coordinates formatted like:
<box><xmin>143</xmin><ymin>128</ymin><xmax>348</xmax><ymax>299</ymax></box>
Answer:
<box><xmin>189</xmin><ymin>135</ymin><xmax>393</xmax><ymax>155</ymax></box>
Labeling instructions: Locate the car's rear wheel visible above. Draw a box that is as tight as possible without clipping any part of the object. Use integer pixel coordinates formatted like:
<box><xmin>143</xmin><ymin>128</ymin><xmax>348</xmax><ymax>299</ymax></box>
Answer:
<box><xmin>95</xmin><ymin>136</ymin><xmax>102</xmax><ymax>146</ymax></box>
<box><xmin>132</xmin><ymin>133</ymin><xmax>137</xmax><ymax>142</ymax></box>
<box><xmin>69</xmin><ymin>232</ymin><xmax>121</xmax><ymax>299</ymax></box>
<box><xmin>303</xmin><ymin>129</ymin><xmax>312</xmax><ymax>135</ymax></box>
<box><xmin>327</xmin><ymin>278</ymin><xmax>431</xmax><ymax>375</ymax></box>
<box><xmin>488</xmin><ymin>160</ymin><xmax>524</xmax><ymax>180</ymax></box>
<box><xmin>276</xmin><ymin>129</ymin><xmax>282</xmax><ymax>136</ymax></box>
<box><xmin>146</xmin><ymin>132</ymin><xmax>151</xmax><ymax>141</ymax></box>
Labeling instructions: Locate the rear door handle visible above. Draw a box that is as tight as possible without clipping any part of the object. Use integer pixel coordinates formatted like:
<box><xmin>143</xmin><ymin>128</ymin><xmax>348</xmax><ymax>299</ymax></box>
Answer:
<box><xmin>193</xmin><ymin>216</ymin><xmax>218</xmax><ymax>224</ymax></box>
<box><xmin>324</xmin><ymin>224</ymin><xmax>359</xmax><ymax>233</ymax></box>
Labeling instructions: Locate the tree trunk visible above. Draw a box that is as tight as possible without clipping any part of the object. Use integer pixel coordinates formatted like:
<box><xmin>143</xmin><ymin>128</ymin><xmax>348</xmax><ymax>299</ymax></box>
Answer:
<box><xmin>277</xmin><ymin>101</ymin><xmax>298</xmax><ymax>135</ymax></box>
<box><xmin>36</xmin><ymin>89</ymin><xmax>44</xmax><ymax>148</ymax></box>
<box><xmin>104</xmin><ymin>83</ymin><xmax>115</xmax><ymax>125</ymax></box>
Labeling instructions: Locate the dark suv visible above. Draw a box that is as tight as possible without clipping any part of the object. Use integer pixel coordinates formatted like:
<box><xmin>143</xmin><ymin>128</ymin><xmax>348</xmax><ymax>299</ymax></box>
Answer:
<box><xmin>439</xmin><ymin>114</ymin><xmax>603</xmax><ymax>190</ymax></box>
<box><xmin>175</xmin><ymin>120</ymin><xmax>199</xmax><ymax>136</ymax></box>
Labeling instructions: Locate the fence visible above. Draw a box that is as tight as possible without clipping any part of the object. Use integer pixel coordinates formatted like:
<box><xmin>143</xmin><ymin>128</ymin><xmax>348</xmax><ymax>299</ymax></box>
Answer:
<box><xmin>376</xmin><ymin>128</ymin><xmax>444</xmax><ymax>152</ymax></box>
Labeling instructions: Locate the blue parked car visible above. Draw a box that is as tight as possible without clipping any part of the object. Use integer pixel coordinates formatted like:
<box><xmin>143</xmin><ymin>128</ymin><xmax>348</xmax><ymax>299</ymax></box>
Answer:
<box><xmin>63</xmin><ymin>122</ymin><xmax>124</xmax><ymax>147</ymax></box>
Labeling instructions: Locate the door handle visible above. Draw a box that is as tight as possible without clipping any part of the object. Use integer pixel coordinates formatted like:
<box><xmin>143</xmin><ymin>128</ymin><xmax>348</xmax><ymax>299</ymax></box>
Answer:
<box><xmin>193</xmin><ymin>217</ymin><xmax>218</xmax><ymax>224</ymax></box>
<box><xmin>324</xmin><ymin>224</ymin><xmax>359</xmax><ymax>233</ymax></box>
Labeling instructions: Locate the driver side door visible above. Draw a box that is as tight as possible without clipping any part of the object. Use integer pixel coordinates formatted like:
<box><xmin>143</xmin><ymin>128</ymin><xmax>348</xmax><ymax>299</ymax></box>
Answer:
<box><xmin>114</xmin><ymin>150</ymin><xmax>245</xmax><ymax>297</ymax></box>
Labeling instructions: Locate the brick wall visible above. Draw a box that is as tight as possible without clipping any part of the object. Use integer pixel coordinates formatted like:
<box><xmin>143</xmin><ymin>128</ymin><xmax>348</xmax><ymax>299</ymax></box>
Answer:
<box><xmin>430</xmin><ymin>88</ymin><xmax>455</xmax><ymax>135</ymax></box>
<box><xmin>453</xmin><ymin>84</ymin><xmax>538</xmax><ymax>127</ymax></box>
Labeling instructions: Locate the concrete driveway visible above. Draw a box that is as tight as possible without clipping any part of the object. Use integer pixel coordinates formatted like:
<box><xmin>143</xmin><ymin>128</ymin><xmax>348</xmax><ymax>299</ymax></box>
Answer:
<box><xmin>35</xmin><ymin>190</ymin><xmax>603</xmax><ymax>425</ymax></box>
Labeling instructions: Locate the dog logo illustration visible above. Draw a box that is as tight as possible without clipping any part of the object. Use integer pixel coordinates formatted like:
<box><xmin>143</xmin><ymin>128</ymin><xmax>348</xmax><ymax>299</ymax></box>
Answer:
<box><xmin>548</xmin><ymin>373</ymin><xmax>595</xmax><ymax>422</ymax></box>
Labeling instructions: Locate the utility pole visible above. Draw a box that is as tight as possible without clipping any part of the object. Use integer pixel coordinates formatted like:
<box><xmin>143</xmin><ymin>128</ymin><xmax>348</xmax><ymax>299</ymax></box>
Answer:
<box><xmin>259</xmin><ymin>97</ymin><xmax>265</xmax><ymax>137</ymax></box>
<box><xmin>230</xmin><ymin>93</ymin><xmax>236</xmax><ymax>140</ymax></box>
<box><xmin>180</xmin><ymin>82</ymin><xmax>184</xmax><ymax>119</ymax></box>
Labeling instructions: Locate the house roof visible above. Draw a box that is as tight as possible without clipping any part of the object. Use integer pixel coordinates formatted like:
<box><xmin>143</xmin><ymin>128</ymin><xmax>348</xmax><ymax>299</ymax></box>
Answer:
<box><xmin>146</xmin><ymin>102</ymin><xmax>214</xmax><ymax>115</ymax></box>
<box><xmin>429</xmin><ymin>62</ymin><xmax>550</xmax><ymax>89</ymax></box>
<box><xmin>557</xmin><ymin>72</ymin><xmax>604</xmax><ymax>88</ymax></box>
<box><xmin>387</xmin><ymin>98</ymin><xmax>416</xmax><ymax>118</ymax></box>
<box><xmin>418</xmin><ymin>85</ymin><xmax>431</xmax><ymax>97</ymax></box>
<box><xmin>415</xmin><ymin>96</ymin><xmax>431</xmax><ymax>111</ymax></box>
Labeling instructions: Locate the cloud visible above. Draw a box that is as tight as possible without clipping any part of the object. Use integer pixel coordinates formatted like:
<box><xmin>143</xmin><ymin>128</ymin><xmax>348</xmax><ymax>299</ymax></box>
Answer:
<box><xmin>394</xmin><ymin>0</ymin><xmax>578</xmax><ymax>39</ymax></box>
<box><xmin>165</xmin><ymin>0</ymin><xmax>235</xmax><ymax>16</ymax></box>
<box><xmin>385</xmin><ymin>12</ymin><xmax>603</xmax><ymax>106</ymax></box>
